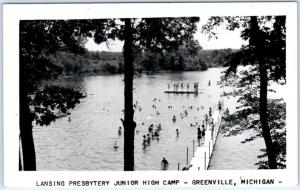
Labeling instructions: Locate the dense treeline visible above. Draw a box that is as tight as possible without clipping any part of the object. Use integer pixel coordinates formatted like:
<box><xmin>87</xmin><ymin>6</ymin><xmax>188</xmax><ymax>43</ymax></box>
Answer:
<box><xmin>48</xmin><ymin>48</ymin><xmax>236</xmax><ymax>76</ymax></box>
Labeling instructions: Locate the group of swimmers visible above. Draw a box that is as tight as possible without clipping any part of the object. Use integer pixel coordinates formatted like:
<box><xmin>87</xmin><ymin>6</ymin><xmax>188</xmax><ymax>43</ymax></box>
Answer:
<box><xmin>167</xmin><ymin>82</ymin><xmax>199</xmax><ymax>91</ymax></box>
<box><xmin>172</xmin><ymin>105</ymin><xmax>204</xmax><ymax>122</ymax></box>
<box><xmin>142</xmin><ymin>123</ymin><xmax>162</xmax><ymax>145</ymax></box>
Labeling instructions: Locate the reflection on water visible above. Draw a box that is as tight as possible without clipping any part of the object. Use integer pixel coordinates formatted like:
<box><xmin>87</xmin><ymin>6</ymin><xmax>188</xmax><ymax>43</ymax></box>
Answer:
<box><xmin>43</xmin><ymin>77</ymin><xmax>87</xmax><ymax>92</ymax></box>
<box><xmin>32</xmin><ymin>68</ymin><xmax>261</xmax><ymax>171</ymax></box>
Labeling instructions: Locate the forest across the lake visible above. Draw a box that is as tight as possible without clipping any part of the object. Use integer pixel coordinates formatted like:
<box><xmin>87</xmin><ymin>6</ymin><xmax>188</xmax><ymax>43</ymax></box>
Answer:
<box><xmin>48</xmin><ymin>48</ymin><xmax>236</xmax><ymax>76</ymax></box>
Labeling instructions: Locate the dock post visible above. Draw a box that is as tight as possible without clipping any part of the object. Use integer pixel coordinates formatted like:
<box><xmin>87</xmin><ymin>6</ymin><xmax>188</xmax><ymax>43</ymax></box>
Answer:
<box><xmin>204</xmin><ymin>152</ymin><xmax>206</xmax><ymax>170</ymax></box>
<box><xmin>193</xmin><ymin>140</ymin><xmax>195</xmax><ymax>157</ymax></box>
<box><xmin>209</xmin><ymin>141</ymin><xmax>211</xmax><ymax>157</ymax></box>
<box><xmin>186</xmin><ymin>147</ymin><xmax>189</xmax><ymax>165</ymax></box>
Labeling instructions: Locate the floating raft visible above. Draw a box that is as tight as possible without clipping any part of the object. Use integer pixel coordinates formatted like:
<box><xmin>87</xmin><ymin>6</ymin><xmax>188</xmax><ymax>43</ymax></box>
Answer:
<box><xmin>164</xmin><ymin>90</ymin><xmax>198</xmax><ymax>94</ymax></box>
<box><xmin>188</xmin><ymin>108</ymin><xmax>223</xmax><ymax>171</ymax></box>
<box><xmin>164</xmin><ymin>89</ymin><xmax>205</xmax><ymax>94</ymax></box>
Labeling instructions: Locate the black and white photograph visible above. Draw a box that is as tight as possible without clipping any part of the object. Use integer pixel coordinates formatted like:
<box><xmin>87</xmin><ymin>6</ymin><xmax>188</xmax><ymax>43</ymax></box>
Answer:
<box><xmin>3</xmin><ymin>2</ymin><xmax>298</xmax><ymax>187</ymax></box>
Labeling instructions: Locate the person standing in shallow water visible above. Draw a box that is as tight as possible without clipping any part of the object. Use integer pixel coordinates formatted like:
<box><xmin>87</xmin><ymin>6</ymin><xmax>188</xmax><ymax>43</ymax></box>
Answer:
<box><xmin>201</xmin><ymin>124</ymin><xmax>205</xmax><ymax>140</ymax></box>
<box><xmin>197</xmin><ymin>127</ymin><xmax>202</xmax><ymax>146</ymax></box>
<box><xmin>161</xmin><ymin>156</ymin><xmax>169</xmax><ymax>170</ymax></box>
<box><xmin>142</xmin><ymin>135</ymin><xmax>147</xmax><ymax>145</ymax></box>
<box><xmin>218</xmin><ymin>101</ymin><xmax>222</xmax><ymax>112</ymax></box>
<box><xmin>118</xmin><ymin>126</ymin><xmax>122</xmax><ymax>135</ymax></box>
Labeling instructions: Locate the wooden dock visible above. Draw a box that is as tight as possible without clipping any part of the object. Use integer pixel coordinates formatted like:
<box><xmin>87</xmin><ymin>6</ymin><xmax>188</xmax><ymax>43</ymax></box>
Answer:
<box><xmin>188</xmin><ymin>108</ymin><xmax>223</xmax><ymax>171</ymax></box>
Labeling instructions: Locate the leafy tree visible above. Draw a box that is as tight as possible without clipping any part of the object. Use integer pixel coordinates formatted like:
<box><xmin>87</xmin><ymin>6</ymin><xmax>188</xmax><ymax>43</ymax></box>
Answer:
<box><xmin>203</xmin><ymin>16</ymin><xmax>286</xmax><ymax>169</ymax></box>
<box><xmin>19</xmin><ymin>20</ymin><xmax>105</xmax><ymax>170</ymax></box>
<box><xmin>185</xmin><ymin>39</ymin><xmax>202</xmax><ymax>58</ymax></box>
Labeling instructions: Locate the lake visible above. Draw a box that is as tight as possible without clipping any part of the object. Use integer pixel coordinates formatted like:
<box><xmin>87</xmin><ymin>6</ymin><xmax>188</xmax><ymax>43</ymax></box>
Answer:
<box><xmin>33</xmin><ymin>68</ymin><xmax>269</xmax><ymax>170</ymax></box>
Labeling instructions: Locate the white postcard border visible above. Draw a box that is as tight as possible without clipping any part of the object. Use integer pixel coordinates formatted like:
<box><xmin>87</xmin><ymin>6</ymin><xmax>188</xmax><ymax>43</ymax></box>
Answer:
<box><xmin>3</xmin><ymin>2</ymin><xmax>298</xmax><ymax>187</ymax></box>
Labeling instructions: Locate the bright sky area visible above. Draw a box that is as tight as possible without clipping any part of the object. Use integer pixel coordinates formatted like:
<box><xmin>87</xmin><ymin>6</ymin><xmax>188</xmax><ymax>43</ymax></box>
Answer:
<box><xmin>85</xmin><ymin>17</ymin><xmax>248</xmax><ymax>52</ymax></box>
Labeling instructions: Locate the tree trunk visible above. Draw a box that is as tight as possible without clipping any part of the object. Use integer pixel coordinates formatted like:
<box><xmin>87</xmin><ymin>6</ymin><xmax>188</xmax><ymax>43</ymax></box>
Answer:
<box><xmin>19</xmin><ymin>143</ymin><xmax>22</xmax><ymax>170</ymax></box>
<box><xmin>19</xmin><ymin>45</ymin><xmax>36</xmax><ymax>170</ymax></box>
<box><xmin>19</xmin><ymin>92</ymin><xmax>36</xmax><ymax>171</ymax></box>
<box><xmin>250</xmin><ymin>16</ymin><xmax>277</xmax><ymax>169</ymax></box>
<box><xmin>123</xmin><ymin>18</ymin><xmax>136</xmax><ymax>171</ymax></box>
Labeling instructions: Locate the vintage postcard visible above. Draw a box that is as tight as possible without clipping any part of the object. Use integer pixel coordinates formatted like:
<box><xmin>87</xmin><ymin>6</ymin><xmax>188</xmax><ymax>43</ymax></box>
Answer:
<box><xmin>2</xmin><ymin>2</ymin><xmax>298</xmax><ymax>187</ymax></box>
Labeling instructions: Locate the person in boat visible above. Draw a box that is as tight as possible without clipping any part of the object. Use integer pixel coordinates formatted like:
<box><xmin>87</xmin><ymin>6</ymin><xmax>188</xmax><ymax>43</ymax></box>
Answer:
<box><xmin>161</xmin><ymin>156</ymin><xmax>169</xmax><ymax>170</ymax></box>
<box><xmin>176</xmin><ymin>129</ymin><xmax>179</xmax><ymax>137</ymax></box>
<box><xmin>68</xmin><ymin>117</ymin><xmax>71</xmax><ymax>122</ymax></box>
<box><xmin>118</xmin><ymin>126</ymin><xmax>122</xmax><ymax>135</ymax></box>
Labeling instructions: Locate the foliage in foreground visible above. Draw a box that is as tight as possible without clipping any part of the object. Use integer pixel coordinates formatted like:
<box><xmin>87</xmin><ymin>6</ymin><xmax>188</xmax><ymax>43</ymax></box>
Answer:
<box><xmin>31</xmin><ymin>86</ymin><xmax>85</xmax><ymax>126</ymax></box>
<box><xmin>220</xmin><ymin>68</ymin><xmax>286</xmax><ymax>168</ymax></box>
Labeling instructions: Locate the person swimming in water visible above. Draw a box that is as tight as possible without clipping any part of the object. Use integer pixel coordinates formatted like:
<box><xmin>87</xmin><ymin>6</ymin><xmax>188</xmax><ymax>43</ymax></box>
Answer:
<box><xmin>113</xmin><ymin>141</ymin><xmax>119</xmax><ymax>150</ymax></box>
<box><xmin>184</xmin><ymin>110</ymin><xmax>188</xmax><ymax>116</ymax></box>
<box><xmin>118</xmin><ymin>126</ymin><xmax>122</xmax><ymax>135</ymax></box>
<box><xmin>142</xmin><ymin>135</ymin><xmax>147</xmax><ymax>145</ymax></box>
<box><xmin>201</xmin><ymin>124</ymin><xmax>206</xmax><ymax>140</ymax></box>
<box><xmin>218</xmin><ymin>101</ymin><xmax>222</xmax><ymax>112</ymax></box>
<box><xmin>148</xmin><ymin>125</ymin><xmax>153</xmax><ymax>133</ymax></box>
<box><xmin>157</xmin><ymin>123</ymin><xmax>162</xmax><ymax>131</ymax></box>
<box><xmin>172</xmin><ymin>115</ymin><xmax>177</xmax><ymax>122</ymax></box>
<box><xmin>154</xmin><ymin>129</ymin><xmax>159</xmax><ymax>137</ymax></box>
<box><xmin>147</xmin><ymin>134</ymin><xmax>151</xmax><ymax>144</ymax></box>
<box><xmin>176</xmin><ymin>129</ymin><xmax>179</xmax><ymax>137</ymax></box>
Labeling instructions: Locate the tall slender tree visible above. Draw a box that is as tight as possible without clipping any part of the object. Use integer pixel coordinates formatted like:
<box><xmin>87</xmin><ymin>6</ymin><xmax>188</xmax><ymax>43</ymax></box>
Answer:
<box><xmin>202</xmin><ymin>16</ymin><xmax>286</xmax><ymax>169</ymax></box>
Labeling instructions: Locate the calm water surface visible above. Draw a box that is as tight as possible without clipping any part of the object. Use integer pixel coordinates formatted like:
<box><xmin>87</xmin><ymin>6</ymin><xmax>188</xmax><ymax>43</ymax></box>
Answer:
<box><xmin>33</xmin><ymin>68</ymin><xmax>281</xmax><ymax>170</ymax></box>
